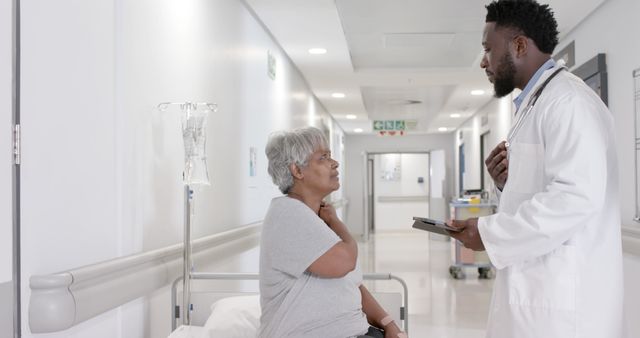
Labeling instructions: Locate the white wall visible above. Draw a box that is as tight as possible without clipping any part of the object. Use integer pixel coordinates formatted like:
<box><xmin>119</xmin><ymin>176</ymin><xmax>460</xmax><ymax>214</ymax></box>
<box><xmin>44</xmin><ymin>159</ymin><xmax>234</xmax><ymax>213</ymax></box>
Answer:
<box><xmin>373</xmin><ymin>153</ymin><xmax>429</xmax><ymax>231</ymax></box>
<box><xmin>115</xmin><ymin>0</ymin><xmax>343</xmax><ymax>249</ymax></box>
<box><xmin>344</xmin><ymin>133</ymin><xmax>455</xmax><ymax>237</ymax></box>
<box><xmin>20</xmin><ymin>0</ymin><xmax>342</xmax><ymax>337</ymax></box>
<box><xmin>327</xmin><ymin>121</ymin><xmax>347</xmax><ymax>220</ymax></box>
<box><xmin>454</xmin><ymin>96</ymin><xmax>513</xmax><ymax>198</ymax></box>
<box><xmin>430</xmin><ymin>150</ymin><xmax>445</xmax><ymax>199</ymax></box>
<box><xmin>1</xmin><ymin>0</ymin><xmax>13</xmax><ymax>284</ymax></box>
<box><xmin>1</xmin><ymin>0</ymin><xmax>13</xmax><ymax>336</ymax></box>
<box><xmin>558</xmin><ymin>0</ymin><xmax>639</xmax><ymax>227</ymax></box>
<box><xmin>429</xmin><ymin>149</ymin><xmax>448</xmax><ymax>221</ymax></box>
<box><xmin>624</xmin><ymin>254</ymin><xmax>640</xmax><ymax>335</ymax></box>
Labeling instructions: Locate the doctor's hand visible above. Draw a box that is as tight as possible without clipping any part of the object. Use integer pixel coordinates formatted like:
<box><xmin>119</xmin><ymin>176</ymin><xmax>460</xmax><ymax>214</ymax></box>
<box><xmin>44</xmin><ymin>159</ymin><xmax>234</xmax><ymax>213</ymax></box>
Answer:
<box><xmin>485</xmin><ymin>141</ymin><xmax>509</xmax><ymax>190</ymax></box>
<box><xmin>447</xmin><ymin>218</ymin><xmax>485</xmax><ymax>251</ymax></box>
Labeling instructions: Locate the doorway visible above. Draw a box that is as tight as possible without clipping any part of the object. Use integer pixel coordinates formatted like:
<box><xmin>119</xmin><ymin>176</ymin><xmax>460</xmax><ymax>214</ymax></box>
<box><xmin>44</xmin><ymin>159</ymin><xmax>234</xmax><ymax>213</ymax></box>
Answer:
<box><xmin>364</xmin><ymin>152</ymin><xmax>433</xmax><ymax>236</ymax></box>
<box><xmin>458</xmin><ymin>143</ymin><xmax>465</xmax><ymax>196</ymax></box>
<box><xmin>480</xmin><ymin>131</ymin><xmax>491</xmax><ymax>192</ymax></box>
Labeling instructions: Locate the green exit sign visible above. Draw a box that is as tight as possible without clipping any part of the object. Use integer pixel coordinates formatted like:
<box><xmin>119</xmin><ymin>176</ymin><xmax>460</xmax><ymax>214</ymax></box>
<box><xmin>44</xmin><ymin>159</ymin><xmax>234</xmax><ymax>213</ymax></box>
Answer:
<box><xmin>373</xmin><ymin>120</ymin><xmax>406</xmax><ymax>131</ymax></box>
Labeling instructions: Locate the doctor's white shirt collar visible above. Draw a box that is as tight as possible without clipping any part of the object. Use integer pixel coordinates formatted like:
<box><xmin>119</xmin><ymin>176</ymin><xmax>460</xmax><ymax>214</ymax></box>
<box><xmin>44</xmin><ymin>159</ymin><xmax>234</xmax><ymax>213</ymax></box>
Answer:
<box><xmin>513</xmin><ymin>58</ymin><xmax>557</xmax><ymax>112</ymax></box>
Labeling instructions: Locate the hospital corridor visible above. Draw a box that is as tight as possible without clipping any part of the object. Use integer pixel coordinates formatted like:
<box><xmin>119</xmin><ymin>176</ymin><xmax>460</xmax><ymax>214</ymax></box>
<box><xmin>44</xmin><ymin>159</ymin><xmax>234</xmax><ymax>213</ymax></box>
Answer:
<box><xmin>358</xmin><ymin>232</ymin><xmax>493</xmax><ymax>338</ymax></box>
<box><xmin>2</xmin><ymin>0</ymin><xmax>640</xmax><ymax>337</ymax></box>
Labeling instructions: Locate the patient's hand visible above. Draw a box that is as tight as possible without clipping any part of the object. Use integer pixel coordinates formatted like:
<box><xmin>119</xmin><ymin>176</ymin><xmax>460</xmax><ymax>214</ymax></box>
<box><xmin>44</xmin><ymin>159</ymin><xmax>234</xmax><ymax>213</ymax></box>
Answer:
<box><xmin>318</xmin><ymin>203</ymin><xmax>339</xmax><ymax>227</ymax></box>
<box><xmin>384</xmin><ymin>322</ymin><xmax>404</xmax><ymax>338</ymax></box>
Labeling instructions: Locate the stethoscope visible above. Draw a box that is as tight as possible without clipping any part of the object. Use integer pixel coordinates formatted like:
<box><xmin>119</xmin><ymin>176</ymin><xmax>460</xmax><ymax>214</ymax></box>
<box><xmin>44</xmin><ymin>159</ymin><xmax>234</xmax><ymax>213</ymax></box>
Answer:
<box><xmin>505</xmin><ymin>67</ymin><xmax>566</xmax><ymax>156</ymax></box>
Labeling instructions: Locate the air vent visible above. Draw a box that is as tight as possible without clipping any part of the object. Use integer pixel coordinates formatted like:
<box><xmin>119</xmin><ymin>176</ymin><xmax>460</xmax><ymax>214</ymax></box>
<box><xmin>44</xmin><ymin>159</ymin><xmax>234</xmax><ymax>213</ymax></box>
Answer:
<box><xmin>386</xmin><ymin>99</ymin><xmax>422</xmax><ymax>105</ymax></box>
<box><xmin>405</xmin><ymin>120</ymin><xmax>418</xmax><ymax>130</ymax></box>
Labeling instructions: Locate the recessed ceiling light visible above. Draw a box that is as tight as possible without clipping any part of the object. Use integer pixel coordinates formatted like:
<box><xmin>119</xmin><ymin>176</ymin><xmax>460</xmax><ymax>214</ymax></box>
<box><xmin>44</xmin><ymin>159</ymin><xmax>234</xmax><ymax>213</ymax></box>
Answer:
<box><xmin>354</xmin><ymin>128</ymin><xmax>363</xmax><ymax>133</ymax></box>
<box><xmin>471</xmin><ymin>89</ymin><xmax>485</xmax><ymax>96</ymax></box>
<box><xmin>308</xmin><ymin>48</ymin><xmax>327</xmax><ymax>55</ymax></box>
<box><xmin>346</xmin><ymin>114</ymin><xmax>357</xmax><ymax>120</ymax></box>
<box><xmin>438</xmin><ymin>127</ymin><xmax>448</xmax><ymax>132</ymax></box>
<box><xmin>332</xmin><ymin>92</ymin><xmax>345</xmax><ymax>98</ymax></box>
<box><xmin>450</xmin><ymin>113</ymin><xmax>461</xmax><ymax>118</ymax></box>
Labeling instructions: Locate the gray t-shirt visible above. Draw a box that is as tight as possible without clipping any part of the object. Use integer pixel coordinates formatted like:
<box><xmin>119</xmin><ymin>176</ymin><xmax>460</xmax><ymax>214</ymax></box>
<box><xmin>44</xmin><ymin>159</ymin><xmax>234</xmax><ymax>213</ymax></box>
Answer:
<box><xmin>258</xmin><ymin>196</ymin><xmax>369</xmax><ymax>338</ymax></box>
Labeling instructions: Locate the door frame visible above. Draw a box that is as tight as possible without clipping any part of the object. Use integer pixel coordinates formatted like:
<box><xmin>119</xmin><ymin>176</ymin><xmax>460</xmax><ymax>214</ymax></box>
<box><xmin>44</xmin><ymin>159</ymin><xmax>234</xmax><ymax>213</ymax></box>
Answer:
<box><xmin>458</xmin><ymin>143</ymin><xmax>465</xmax><ymax>196</ymax></box>
<box><xmin>11</xmin><ymin>0</ymin><xmax>21</xmax><ymax>336</ymax></box>
<box><xmin>480</xmin><ymin>131</ymin><xmax>490</xmax><ymax>192</ymax></box>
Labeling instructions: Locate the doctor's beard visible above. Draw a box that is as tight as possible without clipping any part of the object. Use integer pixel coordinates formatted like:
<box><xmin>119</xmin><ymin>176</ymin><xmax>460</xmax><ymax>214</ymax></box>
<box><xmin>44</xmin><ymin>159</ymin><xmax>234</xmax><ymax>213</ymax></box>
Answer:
<box><xmin>493</xmin><ymin>53</ymin><xmax>517</xmax><ymax>98</ymax></box>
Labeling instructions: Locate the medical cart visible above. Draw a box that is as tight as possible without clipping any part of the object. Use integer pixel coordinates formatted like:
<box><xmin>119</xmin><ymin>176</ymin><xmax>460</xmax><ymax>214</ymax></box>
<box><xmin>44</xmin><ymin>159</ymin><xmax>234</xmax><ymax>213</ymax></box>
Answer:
<box><xmin>449</xmin><ymin>201</ymin><xmax>496</xmax><ymax>279</ymax></box>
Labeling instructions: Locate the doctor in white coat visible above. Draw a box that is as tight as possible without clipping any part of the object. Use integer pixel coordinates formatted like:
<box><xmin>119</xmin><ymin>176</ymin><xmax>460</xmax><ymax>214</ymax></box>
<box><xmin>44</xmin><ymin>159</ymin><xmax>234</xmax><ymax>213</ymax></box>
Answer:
<box><xmin>449</xmin><ymin>1</ymin><xmax>624</xmax><ymax>337</ymax></box>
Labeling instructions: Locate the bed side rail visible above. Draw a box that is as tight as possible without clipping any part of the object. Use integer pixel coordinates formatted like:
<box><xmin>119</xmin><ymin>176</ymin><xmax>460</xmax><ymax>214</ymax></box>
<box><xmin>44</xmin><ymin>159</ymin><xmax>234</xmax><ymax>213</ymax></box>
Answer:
<box><xmin>171</xmin><ymin>272</ymin><xmax>409</xmax><ymax>333</ymax></box>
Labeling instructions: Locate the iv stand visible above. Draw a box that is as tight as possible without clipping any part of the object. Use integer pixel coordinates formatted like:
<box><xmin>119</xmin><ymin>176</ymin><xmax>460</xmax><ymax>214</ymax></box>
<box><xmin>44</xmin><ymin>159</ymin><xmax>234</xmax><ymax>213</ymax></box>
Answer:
<box><xmin>158</xmin><ymin>101</ymin><xmax>217</xmax><ymax>326</ymax></box>
<box><xmin>634</xmin><ymin>69</ymin><xmax>640</xmax><ymax>222</ymax></box>
<box><xmin>183</xmin><ymin>185</ymin><xmax>192</xmax><ymax>324</ymax></box>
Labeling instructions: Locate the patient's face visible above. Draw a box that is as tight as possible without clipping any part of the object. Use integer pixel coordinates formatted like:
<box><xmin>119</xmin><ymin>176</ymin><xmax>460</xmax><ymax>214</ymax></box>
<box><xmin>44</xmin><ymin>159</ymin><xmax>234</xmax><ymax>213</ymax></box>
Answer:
<box><xmin>301</xmin><ymin>147</ymin><xmax>340</xmax><ymax>195</ymax></box>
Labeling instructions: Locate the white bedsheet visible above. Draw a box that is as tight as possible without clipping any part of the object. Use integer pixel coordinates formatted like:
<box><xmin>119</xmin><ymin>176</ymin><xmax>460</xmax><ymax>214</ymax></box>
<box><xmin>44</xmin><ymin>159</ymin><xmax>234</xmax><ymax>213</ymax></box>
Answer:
<box><xmin>201</xmin><ymin>295</ymin><xmax>261</xmax><ymax>338</ymax></box>
<box><xmin>168</xmin><ymin>325</ymin><xmax>205</xmax><ymax>338</ymax></box>
<box><xmin>169</xmin><ymin>295</ymin><xmax>261</xmax><ymax>338</ymax></box>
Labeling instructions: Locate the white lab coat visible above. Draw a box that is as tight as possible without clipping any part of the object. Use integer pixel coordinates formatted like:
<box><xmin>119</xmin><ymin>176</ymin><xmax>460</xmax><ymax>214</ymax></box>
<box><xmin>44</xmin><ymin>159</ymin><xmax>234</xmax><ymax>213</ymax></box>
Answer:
<box><xmin>478</xmin><ymin>62</ymin><xmax>624</xmax><ymax>338</ymax></box>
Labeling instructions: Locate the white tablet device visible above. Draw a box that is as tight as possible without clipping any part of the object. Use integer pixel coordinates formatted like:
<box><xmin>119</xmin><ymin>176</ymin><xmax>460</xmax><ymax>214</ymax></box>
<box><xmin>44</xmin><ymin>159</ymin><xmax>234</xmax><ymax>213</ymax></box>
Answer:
<box><xmin>412</xmin><ymin>216</ymin><xmax>461</xmax><ymax>236</ymax></box>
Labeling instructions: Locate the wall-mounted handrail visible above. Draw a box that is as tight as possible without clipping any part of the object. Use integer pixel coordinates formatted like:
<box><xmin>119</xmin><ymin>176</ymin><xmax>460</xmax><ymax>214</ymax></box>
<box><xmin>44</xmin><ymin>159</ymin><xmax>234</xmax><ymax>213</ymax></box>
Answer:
<box><xmin>377</xmin><ymin>195</ymin><xmax>429</xmax><ymax>203</ymax></box>
<box><xmin>29</xmin><ymin>223</ymin><xmax>261</xmax><ymax>333</ymax></box>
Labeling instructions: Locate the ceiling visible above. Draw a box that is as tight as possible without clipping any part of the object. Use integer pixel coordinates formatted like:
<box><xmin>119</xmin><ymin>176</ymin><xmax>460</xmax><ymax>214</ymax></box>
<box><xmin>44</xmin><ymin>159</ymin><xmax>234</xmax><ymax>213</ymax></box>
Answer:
<box><xmin>245</xmin><ymin>0</ymin><xmax>607</xmax><ymax>134</ymax></box>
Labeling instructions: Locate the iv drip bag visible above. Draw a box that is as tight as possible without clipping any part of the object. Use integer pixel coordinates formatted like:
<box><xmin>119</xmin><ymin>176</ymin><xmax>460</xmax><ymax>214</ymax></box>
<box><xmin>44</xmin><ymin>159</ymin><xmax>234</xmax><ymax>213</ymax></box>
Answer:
<box><xmin>181</xmin><ymin>104</ymin><xmax>210</xmax><ymax>185</ymax></box>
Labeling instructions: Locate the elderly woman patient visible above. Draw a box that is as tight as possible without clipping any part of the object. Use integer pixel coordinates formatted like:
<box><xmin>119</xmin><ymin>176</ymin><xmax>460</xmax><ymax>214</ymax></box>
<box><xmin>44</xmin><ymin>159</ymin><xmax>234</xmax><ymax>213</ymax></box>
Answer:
<box><xmin>259</xmin><ymin>127</ymin><xmax>406</xmax><ymax>338</ymax></box>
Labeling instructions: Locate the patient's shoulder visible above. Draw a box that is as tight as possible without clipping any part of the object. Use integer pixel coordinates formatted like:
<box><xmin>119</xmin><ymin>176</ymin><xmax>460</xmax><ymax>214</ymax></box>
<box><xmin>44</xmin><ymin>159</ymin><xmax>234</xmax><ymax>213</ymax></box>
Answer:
<box><xmin>265</xmin><ymin>196</ymin><xmax>317</xmax><ymax>224</ymax></box>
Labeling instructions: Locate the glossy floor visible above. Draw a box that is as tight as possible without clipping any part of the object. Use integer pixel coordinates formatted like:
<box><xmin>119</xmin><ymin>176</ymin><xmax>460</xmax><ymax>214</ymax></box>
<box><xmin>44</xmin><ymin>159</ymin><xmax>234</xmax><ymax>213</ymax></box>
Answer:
<box><xmin>358</xmin><ymin>231</ymin><xmax>493</xmax><ymax>338</ymax></box>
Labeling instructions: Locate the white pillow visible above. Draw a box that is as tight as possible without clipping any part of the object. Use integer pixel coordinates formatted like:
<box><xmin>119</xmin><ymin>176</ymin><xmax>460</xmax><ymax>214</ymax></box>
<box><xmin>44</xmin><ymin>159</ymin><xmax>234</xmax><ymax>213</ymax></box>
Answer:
<box><xmin>201</xmin><ymin>295</ymin><xmax>261</xmax><ymax>338</ymax></box>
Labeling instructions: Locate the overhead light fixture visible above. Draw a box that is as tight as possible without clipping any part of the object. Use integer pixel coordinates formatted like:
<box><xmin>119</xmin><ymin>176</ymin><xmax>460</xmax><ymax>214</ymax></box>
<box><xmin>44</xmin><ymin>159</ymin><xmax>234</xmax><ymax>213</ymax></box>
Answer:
<box><xmin>308</xmin><ymin>48</ymin><xmax>327</xmax><ymax>55</ymax></box>
<box><xmin>354</xmin><ymin>128</ymin><xmax>363</xmax><ymax>133</ymax></box>
<box><xmin>471</xmin><ymin>89</ymin><xmax>485</xmax><ymax>96</ymax></box>
<box><xmin>332</xmin><ymin>92</ymin><xmax>345</xmax><ymax>98</ymax></box>
<box><xmin>438</xmin><ymin>127</ymin><xmax>448</xmax><ymax>132</ymax></box>
<box><xmin>450</xmin><ymin>113</ymin><xmax>461</xmax><ymax>118</ymax></box>
<box><xmin>346</xmin><ymin>114</ymin><xmax>357</xmax><ymax>120</ymax></box>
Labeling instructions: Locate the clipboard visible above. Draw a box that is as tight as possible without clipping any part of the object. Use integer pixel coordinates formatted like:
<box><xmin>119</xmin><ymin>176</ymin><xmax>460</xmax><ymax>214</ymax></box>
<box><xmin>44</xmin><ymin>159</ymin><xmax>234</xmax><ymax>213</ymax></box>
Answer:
<box><xmin>411</xmin><ymin>216</ymin><xmax>461</xmax><ymax>236</ymax></box>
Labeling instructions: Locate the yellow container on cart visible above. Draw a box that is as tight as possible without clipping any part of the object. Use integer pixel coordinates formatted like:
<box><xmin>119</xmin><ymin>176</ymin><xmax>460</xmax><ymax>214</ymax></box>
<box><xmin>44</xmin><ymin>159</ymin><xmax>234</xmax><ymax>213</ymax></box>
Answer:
<box><xmin>449</xmin><ymin>199</ymin><xmax>496</xmax><ymax>279</ymax></box>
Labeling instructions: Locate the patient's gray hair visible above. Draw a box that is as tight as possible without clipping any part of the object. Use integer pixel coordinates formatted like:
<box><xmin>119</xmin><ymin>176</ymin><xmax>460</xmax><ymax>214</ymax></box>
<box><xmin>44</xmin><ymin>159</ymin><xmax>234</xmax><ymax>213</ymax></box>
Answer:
<box><xmin>266</xmin><ymin>127</ymin><xmax>329</xmax><ymax>194</ymax></box>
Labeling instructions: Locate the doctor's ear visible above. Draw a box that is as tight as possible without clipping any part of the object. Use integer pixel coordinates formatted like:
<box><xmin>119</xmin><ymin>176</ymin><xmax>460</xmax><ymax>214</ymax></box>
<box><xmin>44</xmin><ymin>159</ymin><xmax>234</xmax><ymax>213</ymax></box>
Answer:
<box><xmin>289</xmin><ymin>163</ymin><xmax>304</xmax><ymax>180</ymax></box>
<box><xmin>512</xmin><ymin>35</ymin><xmax>529</xmax><ymax>58</ymax></box>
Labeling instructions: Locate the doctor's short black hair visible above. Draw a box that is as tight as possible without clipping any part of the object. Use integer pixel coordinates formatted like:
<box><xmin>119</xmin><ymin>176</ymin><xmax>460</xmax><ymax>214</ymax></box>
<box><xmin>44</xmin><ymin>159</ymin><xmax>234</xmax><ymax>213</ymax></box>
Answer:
<box><xmin>485</xmin><ymin>0</ymin><xmax>559</xmax><ymax>54</ymax></box>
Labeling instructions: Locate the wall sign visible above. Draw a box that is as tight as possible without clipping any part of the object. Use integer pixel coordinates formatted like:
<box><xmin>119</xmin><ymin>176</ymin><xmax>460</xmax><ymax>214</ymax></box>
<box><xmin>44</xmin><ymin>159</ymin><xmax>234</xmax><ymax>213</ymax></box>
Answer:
<box><xmin>267</xmin><ymin>50</ymin><xmax>276</xmax><ymax>80</ymax></box>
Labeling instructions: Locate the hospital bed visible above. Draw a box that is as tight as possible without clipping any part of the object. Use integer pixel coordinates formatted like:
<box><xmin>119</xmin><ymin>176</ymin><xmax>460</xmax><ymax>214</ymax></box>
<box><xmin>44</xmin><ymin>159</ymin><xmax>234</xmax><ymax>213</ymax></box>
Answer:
<box><xmin>168</xmin><ymin>272</ymin><xmax>409</xmax><ymax>338</ymax></box>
